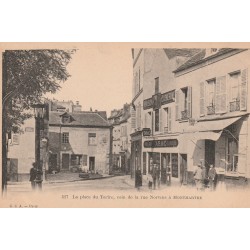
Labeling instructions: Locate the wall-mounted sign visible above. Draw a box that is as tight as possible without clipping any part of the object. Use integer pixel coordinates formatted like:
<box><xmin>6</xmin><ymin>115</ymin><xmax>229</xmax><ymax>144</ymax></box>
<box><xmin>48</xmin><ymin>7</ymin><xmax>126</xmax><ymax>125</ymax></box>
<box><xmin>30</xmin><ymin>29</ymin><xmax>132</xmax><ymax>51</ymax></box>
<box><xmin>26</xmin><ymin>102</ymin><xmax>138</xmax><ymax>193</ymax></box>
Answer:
<box><xmin>152</xmin><ymin>93</ymin><xmax>162</xmax><ymax>110</ymax></box>
<box><xmin>161</xmin><ymin>90</ymin><xmax>175</xmax><ymax>105</ymax></box>
<box><xmin>142</xmin><ymin>128</ymin><xmax>151</xmax><ymax>136</ymax></box>
<box><xmin>144</xmin><ymin>139</ymin><xmax>178</xmax><ymax>148</ymax></box>
<box><xmin>143</xmin><ymin>98</ymin><xmax>153</xmax><ymax>110</ymax></box>
<box><xmin>25</xmin><ymin>127</ymin><xmax>34</xmax><ymax>132</ymax></box>
<box><xmin>143</xmin><ymin>90</ymin><xmax>175</xmax><ymax>110</ymax></box>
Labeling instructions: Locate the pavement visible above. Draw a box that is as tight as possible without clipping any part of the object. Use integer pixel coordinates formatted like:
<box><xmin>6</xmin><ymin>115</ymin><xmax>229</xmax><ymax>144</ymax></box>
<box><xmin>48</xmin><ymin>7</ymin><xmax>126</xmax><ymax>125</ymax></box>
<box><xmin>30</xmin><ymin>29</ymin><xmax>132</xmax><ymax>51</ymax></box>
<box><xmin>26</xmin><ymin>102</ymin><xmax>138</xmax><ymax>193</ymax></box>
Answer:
<box><xmin>8</xmin><ymin>171</ymin><xmax>115</xmax><ymax>185</ymax></box>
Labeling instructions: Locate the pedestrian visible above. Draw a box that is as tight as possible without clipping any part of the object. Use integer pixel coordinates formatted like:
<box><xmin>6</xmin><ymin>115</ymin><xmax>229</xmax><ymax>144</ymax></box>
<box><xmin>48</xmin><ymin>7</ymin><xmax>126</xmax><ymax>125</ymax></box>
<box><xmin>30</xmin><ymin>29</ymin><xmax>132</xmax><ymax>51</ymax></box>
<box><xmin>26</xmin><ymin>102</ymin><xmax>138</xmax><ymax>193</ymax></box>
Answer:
<box><xmin>29</xmin><ymin>162</ymin><xmax>37</xmax><ymax>190</ymax></box>
<box><xmin>201</xmin><ymin>165</ymin><xmax>208</xmax><ymax>189</ymax></box>
<box><xmin>193</xmin><ymin>164</ymin><xmax>203</xmax><ymax>191</ymax></box>
<box><xmin>152</xmin><ymin>164</ymin><xmax>157</xmax><ymax>190</ymax></box>
<box><xmin>147</xmin><ymin>172</ymin><xmax>153</xmax><ymax>190</ymax></box>
<box><xmin>156</xmin><ymin>165</ymin><xmax>161</xmax><ymax>189</ymax></box>
<box><xmin>135</xmin><ymin>168</ymin><xmax>142</xmax><ymax>190</ymax></box>
<box><xmin>208</xmin><ymin>164</ymin><xmax>217</xmax><ymax>191</ymax></box>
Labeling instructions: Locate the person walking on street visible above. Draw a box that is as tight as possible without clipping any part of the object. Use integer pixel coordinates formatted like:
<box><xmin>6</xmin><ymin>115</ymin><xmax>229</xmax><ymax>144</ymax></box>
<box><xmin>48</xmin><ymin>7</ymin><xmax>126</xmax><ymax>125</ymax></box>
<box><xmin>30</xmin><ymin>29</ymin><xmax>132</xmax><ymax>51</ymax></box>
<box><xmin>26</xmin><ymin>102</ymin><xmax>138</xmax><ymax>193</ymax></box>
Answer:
<box><xmin>152</xmin><ymin>164</ymin><xmax>157</xmax><ymax>190</ymax></box>
<box><xmin>193</xmin><ymin>164</ymin><xmax>203</xmax><ymax>191</ymax></box>
<box><xmin>208</xmin><ymin>164</ymin><xmax>217</xmax><ymax>191</ymax></box>
<box><xmin>147</xmin><ymin>171</ymin><xmax>153</xmax><ymax>190</ymax></box>
<box><xmin>135</xmin><ymin>168</ymin><xmax>142</xmax><ymax>190</ymax></box>
<box><xmin>156</xmin><ymin>165</ymin><xmax>161</xmax><ymax>189</ymax></box>
<box><xmin>29</xmin><ymin>163</ymin><xmax>37</xmax><ymax>190</ymax></box>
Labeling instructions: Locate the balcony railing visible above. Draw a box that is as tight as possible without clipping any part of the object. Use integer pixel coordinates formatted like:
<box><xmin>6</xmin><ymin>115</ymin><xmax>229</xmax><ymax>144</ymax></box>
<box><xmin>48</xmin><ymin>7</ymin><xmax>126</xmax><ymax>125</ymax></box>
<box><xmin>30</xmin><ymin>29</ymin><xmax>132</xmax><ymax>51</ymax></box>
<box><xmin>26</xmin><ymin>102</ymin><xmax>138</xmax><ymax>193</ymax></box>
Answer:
<box><xmin>207</xmin><ymin>105</ymin><xmax>215</xmax><ymax>115</ymax></box>
<box><xmin>181</xmin><ymin>110</ymin><xmax>188</xmax><ymax>120</ymax></box>
<box><xmin>230</xmin><ymin>100</ymin><xmax>240</xmax><ymax>112</ymax></box>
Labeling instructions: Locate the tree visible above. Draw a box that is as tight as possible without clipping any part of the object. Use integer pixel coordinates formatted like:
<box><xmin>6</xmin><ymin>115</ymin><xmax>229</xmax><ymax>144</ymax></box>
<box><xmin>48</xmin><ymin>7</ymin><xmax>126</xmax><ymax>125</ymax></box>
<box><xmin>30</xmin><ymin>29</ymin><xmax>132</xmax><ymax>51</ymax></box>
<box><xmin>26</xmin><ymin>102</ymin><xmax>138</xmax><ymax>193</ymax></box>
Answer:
<box><xmin>2</xmin><ymin>49</ymin><xmax>75</xmax><ymax>193</ymax></box>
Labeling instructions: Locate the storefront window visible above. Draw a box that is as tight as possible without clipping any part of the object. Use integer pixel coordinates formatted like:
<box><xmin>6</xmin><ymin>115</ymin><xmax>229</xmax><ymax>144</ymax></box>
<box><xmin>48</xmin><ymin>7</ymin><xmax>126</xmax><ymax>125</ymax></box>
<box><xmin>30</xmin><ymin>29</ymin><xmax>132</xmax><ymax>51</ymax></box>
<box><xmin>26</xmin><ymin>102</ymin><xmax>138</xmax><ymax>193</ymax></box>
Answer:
<box><xmin>171</xmin><ymin>153</ymin><xmax>178</xmax><ymax>178</ymax></box>
<box><xmin>71</xmin><ymin>154</ymin><xmax>83</xmax><ymax>165</ymax></box>
<box><xmin>227</xmin><ymin>138</ymin><xmax>238</xmax><ymax>172</ymax></box>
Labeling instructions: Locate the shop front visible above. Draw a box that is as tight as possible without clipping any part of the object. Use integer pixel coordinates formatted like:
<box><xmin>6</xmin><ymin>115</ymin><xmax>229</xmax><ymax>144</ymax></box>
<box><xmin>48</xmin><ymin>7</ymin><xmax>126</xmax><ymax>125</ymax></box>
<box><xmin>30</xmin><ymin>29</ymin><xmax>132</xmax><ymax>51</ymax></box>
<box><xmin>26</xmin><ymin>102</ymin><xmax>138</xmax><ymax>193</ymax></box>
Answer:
<box><xmin>179</xmin><ymin>115</ymin><xmax>248</xmax><ymax>184</ymax></box>
<box><xmin>142</xmin><ymin>136</ymin><xmax>181</xmax><ymax>185</ymax></box>
<box><xmin>130</xmin><ymin>131</ymin><xmax>142</xmax><ymax>178</ymax></box>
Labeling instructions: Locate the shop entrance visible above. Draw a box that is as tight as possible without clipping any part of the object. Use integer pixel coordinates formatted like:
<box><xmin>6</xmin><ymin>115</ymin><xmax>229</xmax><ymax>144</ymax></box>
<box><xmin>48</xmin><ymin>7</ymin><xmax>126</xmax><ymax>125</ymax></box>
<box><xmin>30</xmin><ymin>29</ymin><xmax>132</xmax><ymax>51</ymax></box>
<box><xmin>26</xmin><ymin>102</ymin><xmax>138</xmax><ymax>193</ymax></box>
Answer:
<box><xmin>89</xmin><ymin>157</ymin><xmax>95</xmax><ymax>172</ymax></box>
<box><xmin>62</xmin><ymin>153</ymin><xmax>70</xmax><ymax>170</ymax></box>
<box><xmin>205</xmin><ymin>140</ymin><xmax>215</xmax><ymax>172</ymax></box>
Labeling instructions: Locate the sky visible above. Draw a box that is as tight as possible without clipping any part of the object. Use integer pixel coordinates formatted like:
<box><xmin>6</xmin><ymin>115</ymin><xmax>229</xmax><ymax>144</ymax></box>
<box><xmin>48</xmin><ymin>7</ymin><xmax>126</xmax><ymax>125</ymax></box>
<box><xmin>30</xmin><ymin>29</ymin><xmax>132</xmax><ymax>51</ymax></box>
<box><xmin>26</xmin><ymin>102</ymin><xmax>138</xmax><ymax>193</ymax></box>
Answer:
<box><xmin>46</xmin><ymin>43</ymin><xmax>133</xmax><ymax>117</ymax></box>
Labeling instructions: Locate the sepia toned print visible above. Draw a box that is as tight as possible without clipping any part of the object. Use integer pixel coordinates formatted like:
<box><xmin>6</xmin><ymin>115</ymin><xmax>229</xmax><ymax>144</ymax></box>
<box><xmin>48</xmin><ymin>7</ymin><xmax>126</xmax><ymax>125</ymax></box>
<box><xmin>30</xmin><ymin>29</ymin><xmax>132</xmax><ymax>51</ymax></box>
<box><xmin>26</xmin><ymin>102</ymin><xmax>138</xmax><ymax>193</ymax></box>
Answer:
<box><xmin>1</xmin><ymin>43</ymin><xmax>250</xmax><ymax>208</ymax></box>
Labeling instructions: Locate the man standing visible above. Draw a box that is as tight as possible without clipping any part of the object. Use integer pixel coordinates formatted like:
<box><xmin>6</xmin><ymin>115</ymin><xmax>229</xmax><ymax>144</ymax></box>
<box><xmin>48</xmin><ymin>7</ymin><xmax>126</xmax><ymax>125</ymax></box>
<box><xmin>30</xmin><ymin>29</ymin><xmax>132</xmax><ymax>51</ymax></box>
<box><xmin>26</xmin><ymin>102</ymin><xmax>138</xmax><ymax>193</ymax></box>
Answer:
<box><xmin>193</xmin><ymin>164</ymin><xmax>203</xmax><ymax>191</ymax></box>
<box><xmin>29</xmin><ymin>163</ymin><xmax>37</xmax><ymax>190</ymax></box>
<box><xmin>208</xmin><ymin>165</ymin><xmax>217</xmax><ymax>191</ymax></box>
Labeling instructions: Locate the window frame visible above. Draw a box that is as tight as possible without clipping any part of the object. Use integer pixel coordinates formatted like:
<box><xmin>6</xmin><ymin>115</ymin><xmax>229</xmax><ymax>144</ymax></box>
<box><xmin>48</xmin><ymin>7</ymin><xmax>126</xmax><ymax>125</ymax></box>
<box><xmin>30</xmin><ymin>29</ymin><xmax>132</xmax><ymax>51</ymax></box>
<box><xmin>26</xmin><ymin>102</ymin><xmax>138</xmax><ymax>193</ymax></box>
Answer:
<box><xmin>62</xmin><ymin>132</ymin><xmax>69</xmax><ymax>144</ymax></box>
<box><xmin>88</xmin><ymin>133</ymin><xmax>97</xmax><ymax>146</ymax></box>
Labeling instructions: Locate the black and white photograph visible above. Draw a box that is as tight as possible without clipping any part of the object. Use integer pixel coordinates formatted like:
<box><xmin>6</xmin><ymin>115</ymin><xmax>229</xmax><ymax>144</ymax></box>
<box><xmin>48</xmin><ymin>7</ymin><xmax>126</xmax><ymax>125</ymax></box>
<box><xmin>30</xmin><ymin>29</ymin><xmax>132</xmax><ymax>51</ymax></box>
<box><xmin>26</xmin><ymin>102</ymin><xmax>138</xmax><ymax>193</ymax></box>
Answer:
<box><xmin>1</xmin><ymin>43</ymin><xmax>250</xmax><ymax>207</ymax></box>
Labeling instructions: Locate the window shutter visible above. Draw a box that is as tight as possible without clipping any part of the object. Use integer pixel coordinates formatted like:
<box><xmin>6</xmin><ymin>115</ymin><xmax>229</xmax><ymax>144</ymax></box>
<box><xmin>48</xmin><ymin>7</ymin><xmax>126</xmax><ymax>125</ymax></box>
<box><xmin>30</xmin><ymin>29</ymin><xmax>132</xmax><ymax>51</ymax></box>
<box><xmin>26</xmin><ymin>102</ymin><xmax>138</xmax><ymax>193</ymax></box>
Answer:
<box><xmin>220</xmin><ymin>76</ymin><xmax>227</xmax><ymax>113</ymax></box>
<box><xmin>240</xmin><ymin>68</ymin><xmax>248</xmax><ymax>111</ymax></box>
<box><xmin>175</xmin><ymin>90</ymin><xmax>179</xmax><ymax>120</ymax></box>
<box><xmin>215</xmin><ymin>76</ymin><xmax>227</xmax><ymax>113</ymax></box>
<box><xmin>168</xmin><ymin>107</ymin><xmax>172</xmax><ymax>132</ymax></box>
<box><xmin>187</xmin><ymin>86</ymin><xmax>192</xmax><ymax>118</ymax></box>
<box><xmin>131</xmin><ymin>108</ymin><xmax>136</xmax><ymax>129</ymax></box>
<box><xmin>159</xmin><ymin>108</ymin><xmax>163</xmax><ymax>132</ymax></box>
<box><xmin>200</xmin><ymin>82</ymin><xmax>205</xmax><ymax>116</ymax></box>
<box><xmin>215</xmin><ymin>77</ymin><xmax>221</xmax><ymax>113</ymax></box>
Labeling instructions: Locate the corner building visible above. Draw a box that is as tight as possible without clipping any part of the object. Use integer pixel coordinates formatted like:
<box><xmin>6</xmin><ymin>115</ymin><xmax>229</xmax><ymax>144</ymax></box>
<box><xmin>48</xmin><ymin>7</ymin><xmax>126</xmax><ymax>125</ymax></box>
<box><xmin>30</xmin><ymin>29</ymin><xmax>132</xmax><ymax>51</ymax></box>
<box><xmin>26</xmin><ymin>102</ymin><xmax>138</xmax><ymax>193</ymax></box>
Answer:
<box><xmin>131</xmin><ymin>48</ymin><xmax>250</xmax><ymax>186</ymax></box>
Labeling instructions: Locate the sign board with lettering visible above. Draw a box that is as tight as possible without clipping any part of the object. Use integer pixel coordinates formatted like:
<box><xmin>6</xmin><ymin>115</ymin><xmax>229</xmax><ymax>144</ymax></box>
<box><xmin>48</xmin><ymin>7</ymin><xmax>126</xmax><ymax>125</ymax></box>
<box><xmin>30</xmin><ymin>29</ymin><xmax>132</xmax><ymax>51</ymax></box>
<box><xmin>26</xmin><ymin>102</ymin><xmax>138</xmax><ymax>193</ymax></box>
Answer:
<box><xmin>144</xmin><ymin>139</ymin><xmax>178</xmax><ymax>148</ymax></box>
<box><xmin>161</xmin><ymin>90</ymin><xmax>175</xmax><ymax>105</ymax></box>
<box><xmin>143</xmin><ymin>90</ymin><xmax>175</xmax><ymax>110</ymax></box>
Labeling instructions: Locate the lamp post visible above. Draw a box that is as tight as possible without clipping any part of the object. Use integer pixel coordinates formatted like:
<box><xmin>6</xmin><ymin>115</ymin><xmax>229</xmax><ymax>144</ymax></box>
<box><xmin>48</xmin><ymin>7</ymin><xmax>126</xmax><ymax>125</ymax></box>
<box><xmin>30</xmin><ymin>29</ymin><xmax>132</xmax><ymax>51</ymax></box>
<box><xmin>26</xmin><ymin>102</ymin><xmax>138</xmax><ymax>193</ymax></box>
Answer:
<box><xmin>41</xmin><ymin>138</ymin><xmax>48</xmax><ymax>181</ymax></box>
<box><xmin>32</xmin><ymin>103</ymin><xmax>46</xmax><ymax>190</ymax></box>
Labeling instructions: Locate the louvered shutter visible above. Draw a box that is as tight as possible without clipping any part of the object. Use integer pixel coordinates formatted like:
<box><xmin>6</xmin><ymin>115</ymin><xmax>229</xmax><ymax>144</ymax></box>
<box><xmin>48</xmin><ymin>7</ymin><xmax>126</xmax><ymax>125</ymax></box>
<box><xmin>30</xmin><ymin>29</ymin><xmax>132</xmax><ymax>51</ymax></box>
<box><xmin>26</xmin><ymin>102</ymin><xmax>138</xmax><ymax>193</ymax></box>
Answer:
<box><xmin>168</xmin><ymin>107</ymin><xmax>172</xmax><ymax>132</ymax></box>
<box><xmin>159</xmin><ymin>108</ymin><xmax>163</xmax><ymax>132</ymax></box>
<box><xmin>175</xmin><ymin>90</ymin><xmax>179</xmax><ymax>120</ymax></box>
<box><xmin>200</xmin><ymin>82</ymin><xmax>205</xmax><ymax>116</ymax></box>
<box><xmin>240</xmin><ymin>68</ymin><xmax>248</xmax><ymax>111</ymax></box>
<box><xmin>220</xmin><ymin>76</ymin><xmax>227</xmax><ymax>113</ymax></box>
<box><xmin>215</xmin><ymin>76</ymin><xmax>227</xmax><ymax>113</ymax></box>
<box><xmin>131</xmin><ymin>108</ymin><xmax>136</xmax><ymax>130</ymax></box>
<box><xmin>215</xmin><ymin>77</ymin><xmax>221</xmax><ymax>113</ymax></box>
<box><xmin>187</xmin><ymin>86</ymin><xmax>192</xmax><ymax>118</ymax></box>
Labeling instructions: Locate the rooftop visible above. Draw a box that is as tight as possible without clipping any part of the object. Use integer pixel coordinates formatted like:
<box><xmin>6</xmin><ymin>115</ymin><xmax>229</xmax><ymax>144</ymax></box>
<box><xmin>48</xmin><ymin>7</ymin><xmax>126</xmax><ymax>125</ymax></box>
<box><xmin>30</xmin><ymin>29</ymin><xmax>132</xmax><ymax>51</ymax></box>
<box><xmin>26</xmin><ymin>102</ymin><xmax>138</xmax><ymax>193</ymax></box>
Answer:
<box><xmin>49</xmin><ymin>111</ymin><xmax>110</xmax><ymax>127</ymax></box>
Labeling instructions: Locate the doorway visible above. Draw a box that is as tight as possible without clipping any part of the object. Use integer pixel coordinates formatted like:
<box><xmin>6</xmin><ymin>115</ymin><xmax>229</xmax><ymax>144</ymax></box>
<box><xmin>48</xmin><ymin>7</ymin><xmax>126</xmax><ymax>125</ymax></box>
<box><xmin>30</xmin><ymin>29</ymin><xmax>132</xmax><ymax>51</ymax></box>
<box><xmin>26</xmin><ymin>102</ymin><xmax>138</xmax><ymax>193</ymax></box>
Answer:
<box><xmin>89</xmin><ymin>157</ymin><xmax>95</xmax><ymax>172</ymax></box>
<box><xmin>62</xmin><ymin>154</ymin><xmax>70</xmax><ymax>170</ymax></box>
<box><xmin>205</xmin><ymin>140</ymin><xmax>215</xmax><ymax>173</ymax></box>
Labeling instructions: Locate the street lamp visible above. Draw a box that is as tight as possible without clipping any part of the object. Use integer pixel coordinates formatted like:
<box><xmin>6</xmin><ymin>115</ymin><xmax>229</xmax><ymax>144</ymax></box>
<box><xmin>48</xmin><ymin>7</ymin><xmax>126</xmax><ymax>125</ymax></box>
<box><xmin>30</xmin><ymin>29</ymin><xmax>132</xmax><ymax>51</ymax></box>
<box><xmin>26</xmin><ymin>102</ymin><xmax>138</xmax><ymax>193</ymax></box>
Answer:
<box><xmin>32</xmin><ymin>103</ymin><xmax>46</xmax><ymax>189</ymax></box>
<box><xmin>41</xmin><ymin>137</ymin><xmax>48</xmax><ymax>182</ymax></box>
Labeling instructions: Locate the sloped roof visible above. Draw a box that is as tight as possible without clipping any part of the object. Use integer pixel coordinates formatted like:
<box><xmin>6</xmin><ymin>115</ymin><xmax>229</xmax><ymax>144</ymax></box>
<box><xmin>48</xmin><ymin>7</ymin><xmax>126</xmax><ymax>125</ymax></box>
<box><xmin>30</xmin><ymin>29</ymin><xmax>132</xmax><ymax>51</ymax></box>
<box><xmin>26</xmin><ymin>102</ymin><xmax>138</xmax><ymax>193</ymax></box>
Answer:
<box><xmin>49</xmin><ymin>111</ymin><xmax>110</xmax><ymax>127</ymax></box>
<box><xmin>173</xmin><ymin>48</ymin><xmax>244</xmax><ymax>73</ymax></box>
<box><xmin>164</xmin><ymin>48</ymin><xmax>202</xmax><ymax>59</ymax></box>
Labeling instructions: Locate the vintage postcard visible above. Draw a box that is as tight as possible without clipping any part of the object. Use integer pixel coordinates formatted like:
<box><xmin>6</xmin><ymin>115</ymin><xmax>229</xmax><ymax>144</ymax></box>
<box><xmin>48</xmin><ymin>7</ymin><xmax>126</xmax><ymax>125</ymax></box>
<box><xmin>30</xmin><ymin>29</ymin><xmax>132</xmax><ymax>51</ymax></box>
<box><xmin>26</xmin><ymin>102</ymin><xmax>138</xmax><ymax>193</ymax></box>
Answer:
<box><xmin>1</xmin><ymin>42</ymin><xmax>250</xmax><ymax>208</ymax></box>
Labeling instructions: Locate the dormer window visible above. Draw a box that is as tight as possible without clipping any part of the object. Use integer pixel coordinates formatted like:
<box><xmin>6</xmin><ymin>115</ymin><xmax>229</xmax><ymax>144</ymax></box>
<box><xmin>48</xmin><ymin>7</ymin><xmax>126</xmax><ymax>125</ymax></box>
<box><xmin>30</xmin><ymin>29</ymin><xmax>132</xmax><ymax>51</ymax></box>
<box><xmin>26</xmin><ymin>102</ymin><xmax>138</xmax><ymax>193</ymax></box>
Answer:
<box><xmin>60</xmin><ymin>112</ymin><xmax>74</xmax><ymax>124</ymax></box>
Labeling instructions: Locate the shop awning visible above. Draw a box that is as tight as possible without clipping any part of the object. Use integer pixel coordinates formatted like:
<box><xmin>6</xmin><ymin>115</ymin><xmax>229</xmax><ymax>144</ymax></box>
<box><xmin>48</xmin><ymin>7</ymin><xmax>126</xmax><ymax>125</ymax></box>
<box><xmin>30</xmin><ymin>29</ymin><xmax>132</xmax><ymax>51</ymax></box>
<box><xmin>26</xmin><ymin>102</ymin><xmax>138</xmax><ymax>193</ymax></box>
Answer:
<box><xmin>183</xmin><ymin>116</ymin><xmax>242</xmax><ymax>133</ymax></box>
<box><xmin>181</xmin><ymin>131</ymin><xmax>222</xmax><ymax>142</ymax></box>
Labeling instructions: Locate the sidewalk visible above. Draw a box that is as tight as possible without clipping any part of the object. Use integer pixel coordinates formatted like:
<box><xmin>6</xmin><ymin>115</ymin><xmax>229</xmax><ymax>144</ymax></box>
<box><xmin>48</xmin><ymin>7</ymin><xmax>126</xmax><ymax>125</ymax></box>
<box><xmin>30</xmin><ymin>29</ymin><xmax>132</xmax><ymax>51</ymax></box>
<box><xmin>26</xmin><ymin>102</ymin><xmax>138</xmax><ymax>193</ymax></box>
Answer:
<box><xmin>8</xmin><ymin>172</ymin><xmax>115</xmax><ymax>185</ymax></box>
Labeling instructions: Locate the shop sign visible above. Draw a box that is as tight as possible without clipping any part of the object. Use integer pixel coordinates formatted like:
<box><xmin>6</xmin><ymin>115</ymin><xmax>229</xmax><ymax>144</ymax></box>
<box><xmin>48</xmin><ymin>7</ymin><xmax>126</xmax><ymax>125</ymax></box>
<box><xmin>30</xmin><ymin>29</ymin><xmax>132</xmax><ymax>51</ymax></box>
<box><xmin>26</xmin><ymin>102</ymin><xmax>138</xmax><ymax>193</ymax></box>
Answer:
<box><xmin>144</xmin><ymin>139</ymin><xmax>178</xmax><ymax>148</ymax></box>
<box><xmin>143</xmin><ymin>98</ymin><xmax>153</xmax><ymax>110</ymax></box>
<box><xmin>143</xmin><ymin>90</ymin><xmax>175</xmax><ymax>110</ymax></box>
<box><xmin>142</xmin><ymin>128</ymin><xmax>151</xmax><ymax>136</ymax></box>
<box><xmin>152</xmin><ymin>93</ymin><xmax>162</xmax><ymax>110</ymax></box>
<box><xmin>161</xmin><ymin>90</ymin><xmax>175</xmax><ymax>105</ymax></box>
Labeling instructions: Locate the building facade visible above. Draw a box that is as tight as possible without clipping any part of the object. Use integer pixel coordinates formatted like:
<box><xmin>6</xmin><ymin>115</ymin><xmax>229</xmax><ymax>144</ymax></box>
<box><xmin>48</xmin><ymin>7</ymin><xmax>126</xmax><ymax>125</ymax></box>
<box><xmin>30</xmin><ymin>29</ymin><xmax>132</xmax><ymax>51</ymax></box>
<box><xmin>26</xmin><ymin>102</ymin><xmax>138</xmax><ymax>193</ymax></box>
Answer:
<box><xmin>108</xmin><ymin>103</ymin><xmax>132</xmax><ymax>174</ymax></box>
<box><xmin>173</xmin><ymin>48</ymin><xmax>250</xmax><ymax>184</ymax></box>
<box><xmin>131</xmin><ymin>48</ymin><xmax>250</xmax><ymax>186</ymax></box>
<box><xmin>49</xmin><ymin>111</ymin><xmax>112</xmax><ymax>174</ymax></box>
